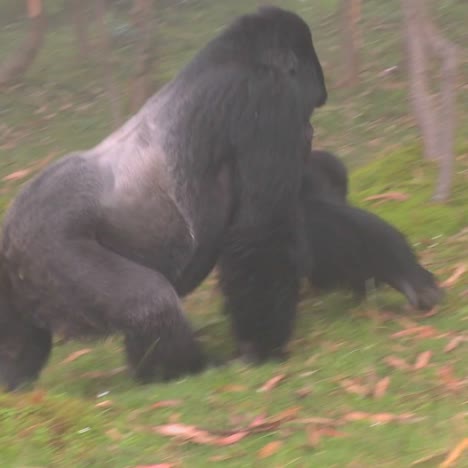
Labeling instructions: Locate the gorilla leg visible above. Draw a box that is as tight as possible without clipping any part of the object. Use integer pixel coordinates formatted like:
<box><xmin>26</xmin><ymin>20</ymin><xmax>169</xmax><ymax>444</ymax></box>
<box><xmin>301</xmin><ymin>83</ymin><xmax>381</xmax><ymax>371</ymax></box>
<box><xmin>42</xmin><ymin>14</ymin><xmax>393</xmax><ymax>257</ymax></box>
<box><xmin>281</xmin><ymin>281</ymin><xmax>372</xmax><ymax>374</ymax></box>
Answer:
<box><xmin>5</xmin><ymin>240</ymin><xmax>205</xmax><ymax>386</ymax></box>
<box><xmin>0</xmin><ymin>321</ymin><xmax>52</xmax><ymax>391</ymax></box>
<box><xmin>219</xmin><ymin>228</ymin><xmax>299</xmax><ymax>363</ymax></box>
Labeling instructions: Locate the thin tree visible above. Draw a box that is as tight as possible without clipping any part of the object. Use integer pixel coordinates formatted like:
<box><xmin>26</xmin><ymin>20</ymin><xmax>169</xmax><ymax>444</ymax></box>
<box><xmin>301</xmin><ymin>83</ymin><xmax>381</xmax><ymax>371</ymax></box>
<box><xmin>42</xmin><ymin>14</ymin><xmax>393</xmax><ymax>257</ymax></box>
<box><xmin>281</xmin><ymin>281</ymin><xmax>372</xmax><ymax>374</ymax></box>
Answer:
<box><xmin>400</xmin><ymin>0</ymin><xmax>458</xmax><ymax>202</ymax></box>
<box><xmin>95</xmin><ymin>0</ymin><xmax>122</xmax><ymax>128</ymax></box>
<box><xmin>339</xmin><ymin>0</ymin><xmax>362</xmax><ymax>87</ymax></box>
<box><xmin>0</xmin><ymin>0</ymin><xmax>47</xmax><ymax>86</ymax></box>
<box><xmin>130</xmin><ymin>0</ymin><xmax>155</xmax><ymax>112</ymax></box>
<box><xmin>70</xmin><ymin>0</ymin><xmax>91</xmax><ymax>61</ymax></box>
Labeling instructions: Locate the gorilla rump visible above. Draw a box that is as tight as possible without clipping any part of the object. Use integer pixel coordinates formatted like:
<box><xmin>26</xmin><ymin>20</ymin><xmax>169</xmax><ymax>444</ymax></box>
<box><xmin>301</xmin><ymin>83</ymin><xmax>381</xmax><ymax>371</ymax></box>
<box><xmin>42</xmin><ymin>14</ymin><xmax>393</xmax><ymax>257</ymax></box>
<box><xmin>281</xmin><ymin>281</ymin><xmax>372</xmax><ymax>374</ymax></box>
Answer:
<box><xmin>0</xmin><ymin>7</ymin><xmax>327</xmax><ymax>391</ymax></box>
<box><xmin>300</xmin><ymin>150</ymin><xmax>443</xmax><ymax>310</ymax></box>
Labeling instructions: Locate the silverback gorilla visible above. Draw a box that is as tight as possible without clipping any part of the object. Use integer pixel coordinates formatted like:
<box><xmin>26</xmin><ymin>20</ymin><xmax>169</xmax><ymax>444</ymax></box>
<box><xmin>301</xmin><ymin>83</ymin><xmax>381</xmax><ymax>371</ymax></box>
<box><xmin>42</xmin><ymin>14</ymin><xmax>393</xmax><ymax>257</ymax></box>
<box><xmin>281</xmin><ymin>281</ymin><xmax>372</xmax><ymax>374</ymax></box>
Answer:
<box><xmin>0</xmin><ymin>7</ymin><xmax>327</xmax><ymax>390</ymax></box>
<box><xmin>301</xmin><ymin>150</ymin><xmax>443</xmax><ymax>310</ymax></box>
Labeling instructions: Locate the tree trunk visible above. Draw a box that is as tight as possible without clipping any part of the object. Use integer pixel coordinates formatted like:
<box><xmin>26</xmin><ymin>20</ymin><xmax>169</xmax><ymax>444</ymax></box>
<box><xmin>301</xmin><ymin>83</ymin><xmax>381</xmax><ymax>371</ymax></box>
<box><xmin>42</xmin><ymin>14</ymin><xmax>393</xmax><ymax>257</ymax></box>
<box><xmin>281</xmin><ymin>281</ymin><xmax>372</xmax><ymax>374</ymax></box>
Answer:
<box><xmin>95</xmin><ymin>0</ymin><xmax>122</xmax><ymax>129</ymax></box>
<box><xmin>400</xmin><ymin>0</ymin><xmax>459</xmax><ymax>201</ymax></box>
<box><xmin>130</xmin><ymin>0</ymin><xmax>155</xmax><ymax>112</ymax></box>
<box><xmin>0</xmin><ymin>0</ymin><xmax>46</xmax><ymax>87</ymax></box>
<box><xmin>70</xmin><ymin>0</ymin><xmax>90</xmax><ymax>61</ymax></box>
<box><xmin>401</xmin><ymin>0</ymin><xmax>440</xmax><ymax>160</ymax></box>
<box><xmin>425</xmin><ymin>19</ymin><xmax>458</xmax><ymax>202</ymax></box>
<box><xmin>339</xmin><ymin>0</ymin><xmax>362</xmax><ymax>87</ymax></box>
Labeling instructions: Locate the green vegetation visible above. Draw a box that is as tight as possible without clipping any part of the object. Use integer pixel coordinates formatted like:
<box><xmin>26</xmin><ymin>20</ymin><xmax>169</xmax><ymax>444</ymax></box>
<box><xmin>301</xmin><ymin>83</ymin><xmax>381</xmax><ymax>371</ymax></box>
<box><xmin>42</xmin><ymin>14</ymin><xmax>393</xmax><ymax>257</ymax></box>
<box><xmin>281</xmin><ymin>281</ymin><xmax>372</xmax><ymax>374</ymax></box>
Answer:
<box><xmin>0</xmin><ymin>1</ymin><xmax>466</xmax><ymax>466</ymax></box>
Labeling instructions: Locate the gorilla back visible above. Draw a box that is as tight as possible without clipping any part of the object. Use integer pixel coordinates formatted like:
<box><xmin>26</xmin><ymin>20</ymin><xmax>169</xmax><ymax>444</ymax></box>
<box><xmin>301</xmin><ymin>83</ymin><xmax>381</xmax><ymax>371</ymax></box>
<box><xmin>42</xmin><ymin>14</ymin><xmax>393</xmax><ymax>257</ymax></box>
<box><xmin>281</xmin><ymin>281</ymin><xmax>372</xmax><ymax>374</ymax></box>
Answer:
<box><xmin>0</xmin><ymin>7</ymin><xmax>326</xmax><ymax>390</ymax></box>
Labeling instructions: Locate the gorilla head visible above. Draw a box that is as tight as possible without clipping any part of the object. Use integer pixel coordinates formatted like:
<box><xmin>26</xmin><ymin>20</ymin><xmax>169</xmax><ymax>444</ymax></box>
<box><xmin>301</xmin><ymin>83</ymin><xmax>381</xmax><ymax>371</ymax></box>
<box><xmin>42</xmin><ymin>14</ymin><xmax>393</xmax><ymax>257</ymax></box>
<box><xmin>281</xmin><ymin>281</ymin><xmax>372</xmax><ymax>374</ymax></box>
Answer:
<box><xmin>0</xmin><ymin>7</ymin><xmax>326</xmax><ymax>390</ymax></box>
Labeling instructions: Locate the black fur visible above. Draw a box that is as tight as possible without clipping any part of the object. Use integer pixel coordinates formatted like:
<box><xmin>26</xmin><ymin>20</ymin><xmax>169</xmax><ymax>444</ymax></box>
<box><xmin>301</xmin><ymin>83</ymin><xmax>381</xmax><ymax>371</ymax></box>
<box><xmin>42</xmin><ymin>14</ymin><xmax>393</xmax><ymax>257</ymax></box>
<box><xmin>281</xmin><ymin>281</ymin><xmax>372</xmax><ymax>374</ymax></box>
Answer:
<box><xmin>301</xmin><ymin>150</ymin><xmax>443</xmax><ymax>310</ymax></box>
<box><xmin>0</xmin><ymin>7</ymin><xmax>327</xmax><ymax>390</ymax></box>
<box><xmin>305</xmin><ymin>149</ymin><xmax>349</xmax><ymax>203</ymax></box>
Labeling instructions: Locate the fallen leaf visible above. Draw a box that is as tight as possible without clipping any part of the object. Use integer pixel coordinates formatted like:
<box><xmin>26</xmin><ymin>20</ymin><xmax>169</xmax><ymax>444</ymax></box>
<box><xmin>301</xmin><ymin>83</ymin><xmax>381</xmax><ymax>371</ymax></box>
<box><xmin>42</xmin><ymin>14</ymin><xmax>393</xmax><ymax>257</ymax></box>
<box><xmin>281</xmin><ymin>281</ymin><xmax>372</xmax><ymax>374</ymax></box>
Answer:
<box><xmin>373</xmin><ymin>376</ymin><xmax>391</xmax><ymax>399</ymax></box>
<box><xmin>370</xmin><ymin>413</ymin><xmax>398</xmax><ymax>424</ymax></box>
<box><xmin>61</xmin><ymin>348</ymin><xmax>92</xmax><ymax>364</ymax></box>
<box><xmin>82</xmin><ymin>367</ymin><xmax>126</xmax><ymax>379</ymax></box>
<box><xmin>307</xmin><ymin>425</ymin><xmax>322</xmax><ymax>448</ymax></box>
<box><xmin>413</xmin><ymin>351</ymin><xmax>432</xmax><ymax>370</ymax></box>
<box><xmin>364</xmin><ymin>191</ymin><xmax>409</xmax><ymax>202</ymax></box>
<box><xmin>215</xmin><ymin>432</ymin><xmax>248</xmax><ymax>445</ymax></box>
<box><xmin>440</xmin><ymin>438</ymin><xmax>468</xmax><ymax>467</ymax></box>
<box><xmin>2</xmin><ymin>168</ymin><xmax>32</xmax><ymax>182</ymax></box>
<box><xmin>269</xmin><ymin>406</ymin><xmax>302</xmax><ymax>424</ymax></box>
<box><xmin>29</xmin><ymin>390</ymin><xmax>46</xmax><ymax>404</ymax></box>
<box><xmin>441</xmin><ymin>264</ymin><xmax>467</xmax><ymax>288</ymax></box>
<box><xmin>106</xmin><ymin>428</ymin><xmax>123</xmax><ymax>441</ymax></box>
<box><xmin>153</xmin><ymin>423</ymin><xmax>215</xmax><ymax>445</ymax></box>
<box><xmin>258</xmin><ymin>374</ymin><xmax>286</xmax><ymax>392</ymax></box>
<box><xmin>391</xmin><ymin>326</ymin><xmax>437</xmax><ymax>340</ymax></box>
<box><xmin>95</xmin><ymin>400</ymin><xmax>113</xmax><ymax>408</ymax></box>
<box><xmin>150</xmin><ymin>400</ymin><xmax>183</xmax><ymax>409</ymax></box>
<box><xmin>444</xmin><ymin>336</ymin><xmax>465</xmax><ymax>353</ymax></box>
<box><xmin>410</xmin><ymin>451</ymin><xmax>448</xmax><ymax>466</ymax></box>
<box><xmin>257</xmin><ymin>441</ymin><xmax>283</xmax><ymax>459</ymax></box>
<box><xmin>342</xmin><ymin>412</ymin><xmax>418</xmax><ymax>424</ymax></box>
<box><xmin>295</xmin><ymin>387</ymin><xmax>313</xmax><ymax>399</ymax></box>
<box><xmin>133</xmin><ymin>465</ymin><xmax>174</xmax><ymax>468</ymax></box>
<box><xmin>319</xmin><ymin>427</ymin><xmax>347</xmax><ymax>437</ymax></box>
<box><xmin>339</xmin><ymin>378</ymin><xmax>370</xmax><ymax>397</ymax></box>
<box><xmin>216</xmin><ymin>384</ymin><xmax>248</xmax><ymax>393</ymax></box>
<box><xmin>384</xmin><ymin>355</ymin><xmax>410</xmax><ymax>370</ymax></box>
<box><xmin>249</xmin><ymin>414</ymin><xmax>268</xmax><ymax>428</ymax></box>
<box><xmin>297</xmin><ymin>417</ymin><xmax>339</xmax><ymax>426</ymax></box>
<box><xmin>438</xmin><ymin>365</ymin><xmax>463</xmax><ymax>393</ymax></box>
<box><xmin>342</xmin><ymin>411</ymin><xmax>370</xmax><ymax>422</ymax></box>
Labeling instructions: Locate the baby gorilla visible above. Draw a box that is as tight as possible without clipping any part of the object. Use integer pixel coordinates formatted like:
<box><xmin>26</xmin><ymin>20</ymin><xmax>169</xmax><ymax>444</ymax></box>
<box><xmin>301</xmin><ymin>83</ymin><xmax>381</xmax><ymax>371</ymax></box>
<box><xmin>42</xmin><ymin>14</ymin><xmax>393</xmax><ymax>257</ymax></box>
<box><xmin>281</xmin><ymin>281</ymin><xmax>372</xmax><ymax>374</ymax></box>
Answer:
<box><xmin>300</xmin><ymin>150</ymin><xmax>443</xmax><ymax>310</ymax></box>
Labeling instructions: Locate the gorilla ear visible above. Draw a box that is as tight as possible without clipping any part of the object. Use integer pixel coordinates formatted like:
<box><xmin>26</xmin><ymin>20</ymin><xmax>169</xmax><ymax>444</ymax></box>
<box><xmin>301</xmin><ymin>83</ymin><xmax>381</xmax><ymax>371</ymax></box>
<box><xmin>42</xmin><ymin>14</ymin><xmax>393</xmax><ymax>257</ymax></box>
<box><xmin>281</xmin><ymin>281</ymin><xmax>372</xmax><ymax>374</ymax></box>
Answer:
<box><xmin>261</xmin><ymin>48</ymin><xmax>298</xmax><ymax>76</ymax></box>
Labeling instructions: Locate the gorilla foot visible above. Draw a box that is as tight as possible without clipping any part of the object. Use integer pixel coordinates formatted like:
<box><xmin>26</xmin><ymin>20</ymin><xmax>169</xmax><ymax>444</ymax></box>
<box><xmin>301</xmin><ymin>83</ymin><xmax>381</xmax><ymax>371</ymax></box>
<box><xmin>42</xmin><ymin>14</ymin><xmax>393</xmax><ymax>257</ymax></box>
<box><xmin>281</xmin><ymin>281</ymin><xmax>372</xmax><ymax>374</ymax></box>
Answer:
<box><xmin>236</xmin><ymin>341</ymin><xmax>289</xmax><ymax>365</ymax></box>
<box><xmin>125</xmin><ymin>332</ymin><xmax>206</xmax><ymax>383</ymax></box>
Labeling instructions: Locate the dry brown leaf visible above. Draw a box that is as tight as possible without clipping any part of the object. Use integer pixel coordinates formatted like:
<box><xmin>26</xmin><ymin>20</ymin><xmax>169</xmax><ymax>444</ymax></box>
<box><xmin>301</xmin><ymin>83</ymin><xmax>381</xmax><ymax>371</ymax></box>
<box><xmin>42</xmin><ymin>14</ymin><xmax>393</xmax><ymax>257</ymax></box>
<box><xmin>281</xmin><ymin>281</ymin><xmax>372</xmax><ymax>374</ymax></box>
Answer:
<box><xmin>257</xmin><ymin>441</ymin><xmax>283</xmax><ymax>459</ymax></box>
<box><xmin>215</xmin><ymin>432</ymin><xmax>248</xmax><ymax>446</ymax></box>
<box><xmin>258</xmin><ymin>374</ymin><xmax>286</xmax><ymax>392</ymax></box>
<box><xmin>438</xmin><ymin>365</ymin><xmax>463</xmax><ymax>393</ymax></box>
<box><xmin>410</xmin><ymin>451</ymin><xmax>448</xmax><ymax>466</ymax></box>
<box><xmin>297</xmin><ymin>417</ymin><xmax>339</xmax><ymax>426</ymax></box>
<box><xmin>295</xmin><ymin>387</ymin><xmax>313</xmax><ymax>399</ymax></box>
<box><xmin>133</xmin><ymin>465</ymin><xmax>174</xmax><ymax>468</ymax></box>
<box><xmin>106</xmin><ymin>428</ymin><xmax>123</xmax><ymax>441</ymax></box>
<box><xmin>339</xmin><ymin>378</ymin><xmax>370</xmax><ymax>397</ymax></box>
<box><xmin>216</xmin><ymin>384</ymin><xmax>248</xmax><ymax>393</ymax></box>
<box><xmin>249</xmin><ymin>414</ymin><xmax>268</xmax><ymax>428</ymax></box>
<box><xmin>307</xmin><ymin>425</ymin><xmax>322</xmax><ymax>448</ymax></box>
<box><xmin>342</xmin><ymin>412</ymin><xmax>417</xmax><ymax>424</ymax></box>
<box><xmin>342</xmin><ymin>411</ymin><xmax>370</xmax><ymax>422</ymax></box>
<box><xmin>364</xmin><ymin>191</ymin><xmax>409</xmax><ymax>202</ymax></box>
<box><xmin>28</xmin><ymin>390</ymin><xmax>45</xmax><ymax>405</ymax></box>
<box><xmin>384</xmin><ymin>355</ymin><xmax>410</xmax><ymax>370</ymax></box>
<box><xmin>391</xmin><ymin>326</ymin><xmax>437</xmax><ymax>340</ymax></box>
<box><xmin>150</xmin><ymin>400</ymin><xmax>183</xmax><ymax>410</ymax></box>
<box><xmin>370</xmin><ymin>413</ymin><xmax>398</xmax><ymax>424</ymax></box>
<box><xmin>373</xmin><ymin>376</ymin><xmax>391</xmax><ymax>399</ymax></box>
<box><xmin>269</xmin><ymin>406</ymin><xmax>301</xmax><ymax>424</ymax></box>
<box><xmin>153</xmin><ymin>423</ymin><xmax>215</xmax><ymax>445</ymax></box>
<box><xmin>440</xmin><ymin>438</ymin><xmax>468</xmax><ymax>468</ymax></box>
<box><xmin>95</xmin><ymin>400</ymin><xmax>113</xmax><ymax>408</ymax></box>
<box><xmin>444</xmin><ymin>336</ymin><xmax>465</xmax><ymax>353</ymax></box>
<box><xmin>319</xmin><ymin>427</ymin><xmax>347</xmax><ymax>437</ymax></box>
<box><xmin>441</xmin><ymin>264</ymin><xmax>467</xmax><ymax>288</ymax></box>
<box><xmin>413</xmin><ymin>351</ymin><xmax>432</xmax><ymax>370</ymax></box>
<box><xmin>2</xmin><ymin>169</ymin><xmax>32</xmax><ymax>182</ymax></box>
<box><xmin>82</xmin><ymin>367</ymin><xmax>126</xmax><ymax>379</ymax></box>
<box><xmin>61</xmin><ymin>348</ymin><xmax>92</xmax><ymax>364</ymax></box>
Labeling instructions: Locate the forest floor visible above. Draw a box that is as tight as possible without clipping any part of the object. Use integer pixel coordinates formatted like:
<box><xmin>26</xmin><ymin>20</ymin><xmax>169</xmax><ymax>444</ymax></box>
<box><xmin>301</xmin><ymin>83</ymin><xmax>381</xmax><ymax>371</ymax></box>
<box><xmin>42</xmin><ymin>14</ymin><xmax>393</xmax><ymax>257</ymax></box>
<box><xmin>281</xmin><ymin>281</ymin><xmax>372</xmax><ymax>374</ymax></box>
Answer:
<box><xmin>0</xmin><ymin>1</ymin><xmax>467</xmax><ymax>467</ymax></box>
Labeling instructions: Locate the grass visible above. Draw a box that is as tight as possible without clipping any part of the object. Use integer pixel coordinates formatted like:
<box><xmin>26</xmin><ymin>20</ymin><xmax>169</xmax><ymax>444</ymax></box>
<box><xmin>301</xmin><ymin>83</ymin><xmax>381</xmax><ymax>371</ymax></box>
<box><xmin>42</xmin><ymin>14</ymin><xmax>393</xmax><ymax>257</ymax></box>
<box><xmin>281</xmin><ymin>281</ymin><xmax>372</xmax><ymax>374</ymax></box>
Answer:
<box><xmin>0</xmin><ymin>1</ymin><xmax>467</xmax><ymax>467</ymax></box>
